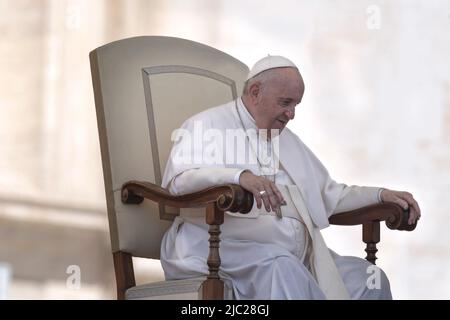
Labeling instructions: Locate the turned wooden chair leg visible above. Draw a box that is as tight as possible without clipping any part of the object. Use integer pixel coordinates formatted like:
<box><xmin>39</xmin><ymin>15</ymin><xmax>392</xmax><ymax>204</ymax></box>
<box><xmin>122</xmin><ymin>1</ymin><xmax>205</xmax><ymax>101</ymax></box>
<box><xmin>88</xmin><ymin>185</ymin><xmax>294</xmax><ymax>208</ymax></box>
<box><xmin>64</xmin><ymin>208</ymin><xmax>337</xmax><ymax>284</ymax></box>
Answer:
<box><xmin>202</xmin><ymin>203</ymin><xmax>225</xmax><ymax>300</ymax></box>
<box><xmin>113</xmin><ymin>251</ymin><xmax>136</xmax><ymax>300</ymax></box>
<box><xmin>363</xmin><ymin>221</ymin><xmax>380</xmax><ymax>265</ymax></box>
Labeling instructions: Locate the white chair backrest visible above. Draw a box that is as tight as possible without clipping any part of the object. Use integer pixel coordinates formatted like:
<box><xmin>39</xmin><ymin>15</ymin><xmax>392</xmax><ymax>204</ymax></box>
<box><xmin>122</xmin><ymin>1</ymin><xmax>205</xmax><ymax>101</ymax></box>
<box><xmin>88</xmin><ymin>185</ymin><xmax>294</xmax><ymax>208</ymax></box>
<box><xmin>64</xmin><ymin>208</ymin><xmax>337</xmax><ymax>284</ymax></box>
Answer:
<box><xmin>90</xmin><ymin>36</ymin><xmax>248</xmax><ymax>258</ymax></box>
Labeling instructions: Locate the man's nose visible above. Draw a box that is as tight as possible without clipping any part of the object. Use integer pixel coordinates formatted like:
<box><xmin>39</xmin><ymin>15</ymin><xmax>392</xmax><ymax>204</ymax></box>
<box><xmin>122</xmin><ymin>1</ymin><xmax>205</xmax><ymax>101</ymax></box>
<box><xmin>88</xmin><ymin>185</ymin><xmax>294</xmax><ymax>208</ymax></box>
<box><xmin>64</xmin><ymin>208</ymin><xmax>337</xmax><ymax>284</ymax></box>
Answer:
<box><xmin>284</xmin><ymin>108</ymin><xmax>295</xmax><ymax>120</ymax></box>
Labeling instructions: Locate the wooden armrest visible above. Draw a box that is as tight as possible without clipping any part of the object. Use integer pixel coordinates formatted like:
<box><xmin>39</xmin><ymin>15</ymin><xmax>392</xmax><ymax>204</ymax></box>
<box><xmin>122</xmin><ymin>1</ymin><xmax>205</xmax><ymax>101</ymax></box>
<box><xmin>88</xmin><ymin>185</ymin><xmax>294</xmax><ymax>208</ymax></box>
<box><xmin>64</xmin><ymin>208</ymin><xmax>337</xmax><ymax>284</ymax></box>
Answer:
<box><xmin>121</xmin><ymin>180</ymin><xmax>253</xmax><ymax>213</ymax></box>
<box><xmin>121</xmin><ymin>180</ymin><xmax>254</xmax><ymax>299</ymax></box>
<box><xmin>329</xmin><ymin>203</ymin><xmax>417</xmax><ymax>264</ymax></box>
<box><xmin>328</xmin><ymin>203</ymin><xmax>417</xmax><ymax>231</ymax></box>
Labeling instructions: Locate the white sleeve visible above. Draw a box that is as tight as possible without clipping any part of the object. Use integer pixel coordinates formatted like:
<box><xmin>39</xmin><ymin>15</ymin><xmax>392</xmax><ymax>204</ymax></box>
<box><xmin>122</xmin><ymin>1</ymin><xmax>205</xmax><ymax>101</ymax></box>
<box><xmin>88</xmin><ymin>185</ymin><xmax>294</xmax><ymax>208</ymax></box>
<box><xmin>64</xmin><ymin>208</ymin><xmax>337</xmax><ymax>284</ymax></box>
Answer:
<box><xmin>166</xmin><ymin>167</ymin><xmax>247</xmax><ymax>195</ymax></box>
<box><xmin>333</xmin><ymin>186</ymin><xmax>383</xmax><ymax>214</ymax></box>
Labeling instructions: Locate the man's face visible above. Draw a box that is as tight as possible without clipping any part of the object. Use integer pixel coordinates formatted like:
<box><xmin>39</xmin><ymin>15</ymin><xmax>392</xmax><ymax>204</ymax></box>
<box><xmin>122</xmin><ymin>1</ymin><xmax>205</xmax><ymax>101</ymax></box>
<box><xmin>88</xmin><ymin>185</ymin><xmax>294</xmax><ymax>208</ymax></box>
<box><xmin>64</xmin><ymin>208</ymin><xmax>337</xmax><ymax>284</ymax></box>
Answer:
<box><xmin>254</xmin><ymin>68</ymin><xmax>304</xmax><ymax>132</ymax></box>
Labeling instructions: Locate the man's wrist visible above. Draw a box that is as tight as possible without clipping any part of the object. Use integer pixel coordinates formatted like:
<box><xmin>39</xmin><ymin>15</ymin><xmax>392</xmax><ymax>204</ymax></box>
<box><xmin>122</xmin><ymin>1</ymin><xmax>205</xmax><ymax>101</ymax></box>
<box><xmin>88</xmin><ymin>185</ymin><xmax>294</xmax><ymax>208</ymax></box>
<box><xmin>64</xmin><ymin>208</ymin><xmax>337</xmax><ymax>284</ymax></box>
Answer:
<box><xmin>234</xmin><ymin>169</ymin><xmax>251</xmax><ymax>185</ymax></box>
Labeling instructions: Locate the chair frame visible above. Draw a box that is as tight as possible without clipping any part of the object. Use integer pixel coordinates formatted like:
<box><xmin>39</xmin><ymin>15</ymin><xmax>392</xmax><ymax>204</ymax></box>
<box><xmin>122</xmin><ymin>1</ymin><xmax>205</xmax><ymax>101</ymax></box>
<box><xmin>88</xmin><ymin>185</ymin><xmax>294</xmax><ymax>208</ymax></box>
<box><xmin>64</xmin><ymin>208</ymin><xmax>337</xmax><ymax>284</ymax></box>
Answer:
<box><xmin>116</xmin><ymin>180</ymin><xmax>416</xmax><ymax>300</ymax></box>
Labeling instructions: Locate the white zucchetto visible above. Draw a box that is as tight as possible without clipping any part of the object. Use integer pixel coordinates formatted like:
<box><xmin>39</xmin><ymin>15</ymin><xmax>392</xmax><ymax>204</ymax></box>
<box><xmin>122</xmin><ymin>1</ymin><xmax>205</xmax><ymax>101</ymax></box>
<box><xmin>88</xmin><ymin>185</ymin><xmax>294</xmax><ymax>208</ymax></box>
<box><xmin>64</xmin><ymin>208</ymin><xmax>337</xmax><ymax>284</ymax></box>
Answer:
<box><xmin>246</xmin><ymin>55</ymin><xmax>298</xmax><ymax>80</ymax></box>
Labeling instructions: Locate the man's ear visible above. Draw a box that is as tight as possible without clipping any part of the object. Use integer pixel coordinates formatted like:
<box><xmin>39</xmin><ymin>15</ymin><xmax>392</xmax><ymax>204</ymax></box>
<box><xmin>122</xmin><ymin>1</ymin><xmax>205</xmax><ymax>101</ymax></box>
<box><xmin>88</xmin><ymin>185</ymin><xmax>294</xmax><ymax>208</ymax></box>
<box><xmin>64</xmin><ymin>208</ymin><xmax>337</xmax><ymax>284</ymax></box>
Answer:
<box><xmin>248</xmin><ymin>82</ymin><xmax>261</xmax><ymax>103</ymax></box>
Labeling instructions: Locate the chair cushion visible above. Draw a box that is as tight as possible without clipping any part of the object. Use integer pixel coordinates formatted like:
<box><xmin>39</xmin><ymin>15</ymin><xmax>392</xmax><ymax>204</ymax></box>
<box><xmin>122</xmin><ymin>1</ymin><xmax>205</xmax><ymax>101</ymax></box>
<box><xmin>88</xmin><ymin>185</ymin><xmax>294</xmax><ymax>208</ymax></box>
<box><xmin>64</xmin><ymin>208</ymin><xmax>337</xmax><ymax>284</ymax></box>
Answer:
<box><xmin>125</xmin><ymin>277</ymin><xmax>234</xmax><ymax>300</ymax></box>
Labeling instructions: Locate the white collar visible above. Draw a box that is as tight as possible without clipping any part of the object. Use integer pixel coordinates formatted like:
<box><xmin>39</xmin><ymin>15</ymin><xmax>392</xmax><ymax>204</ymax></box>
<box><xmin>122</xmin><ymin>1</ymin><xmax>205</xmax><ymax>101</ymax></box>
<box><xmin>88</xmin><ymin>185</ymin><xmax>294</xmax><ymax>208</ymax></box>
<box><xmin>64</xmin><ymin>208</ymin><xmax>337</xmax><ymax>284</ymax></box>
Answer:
<box><xmin>237</xmin><ymin>97</ymin><xmax>257</xmax><ymax>130</ymax></box>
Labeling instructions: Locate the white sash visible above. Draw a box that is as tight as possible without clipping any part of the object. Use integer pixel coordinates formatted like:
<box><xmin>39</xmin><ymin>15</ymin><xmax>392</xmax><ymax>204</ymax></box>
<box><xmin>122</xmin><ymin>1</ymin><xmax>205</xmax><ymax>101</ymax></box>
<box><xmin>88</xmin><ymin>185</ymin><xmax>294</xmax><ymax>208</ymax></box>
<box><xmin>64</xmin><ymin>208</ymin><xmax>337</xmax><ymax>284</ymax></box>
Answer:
<box><xmin>287</xmin><ymin>185</ymin><xmax>350</xmax><ymax>300</ymax></box>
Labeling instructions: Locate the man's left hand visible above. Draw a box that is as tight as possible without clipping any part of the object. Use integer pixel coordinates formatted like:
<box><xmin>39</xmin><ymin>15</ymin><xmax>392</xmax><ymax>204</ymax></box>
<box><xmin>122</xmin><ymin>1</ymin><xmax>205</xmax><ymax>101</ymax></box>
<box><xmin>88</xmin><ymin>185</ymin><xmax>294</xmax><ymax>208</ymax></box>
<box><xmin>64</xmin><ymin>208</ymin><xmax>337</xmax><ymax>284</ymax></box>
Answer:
<box><xmin>380</xmin><ymin>189</ymin><xmax>421</xmax><ymax>225</ymax></box>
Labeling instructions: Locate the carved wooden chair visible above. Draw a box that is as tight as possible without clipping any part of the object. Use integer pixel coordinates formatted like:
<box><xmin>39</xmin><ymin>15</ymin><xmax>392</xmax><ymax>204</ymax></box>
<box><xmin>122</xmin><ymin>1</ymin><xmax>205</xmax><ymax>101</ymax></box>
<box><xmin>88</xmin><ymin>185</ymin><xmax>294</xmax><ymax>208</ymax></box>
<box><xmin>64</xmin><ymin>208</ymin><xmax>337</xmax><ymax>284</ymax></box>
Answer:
<box><xmin>89</xmin><ymin>36</ymin><xmax>416</xmax><ymax>300</ymax></box>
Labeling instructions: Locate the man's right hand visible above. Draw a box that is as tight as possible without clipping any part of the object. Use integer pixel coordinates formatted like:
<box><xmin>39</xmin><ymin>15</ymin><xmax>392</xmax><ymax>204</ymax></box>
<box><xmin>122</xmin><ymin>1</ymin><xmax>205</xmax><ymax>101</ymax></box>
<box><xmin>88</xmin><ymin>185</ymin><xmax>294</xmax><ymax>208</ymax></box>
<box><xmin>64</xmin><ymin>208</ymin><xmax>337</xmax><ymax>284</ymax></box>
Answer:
<box><xmin>239</xmin><ymin>171</ymin><xmax>285</xmax><ymax>213</ymax></box>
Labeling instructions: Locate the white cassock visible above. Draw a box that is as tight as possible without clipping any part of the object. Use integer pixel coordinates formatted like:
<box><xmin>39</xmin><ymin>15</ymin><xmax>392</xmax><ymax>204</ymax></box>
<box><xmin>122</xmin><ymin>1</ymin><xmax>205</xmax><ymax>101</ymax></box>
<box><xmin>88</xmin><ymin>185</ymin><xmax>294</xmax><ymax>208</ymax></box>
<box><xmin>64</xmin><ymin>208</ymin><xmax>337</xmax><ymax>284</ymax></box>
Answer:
<box><xmin>160</xmin><ymin>98</ymin><xmax>392</xmax><ymax>300</ymax></box>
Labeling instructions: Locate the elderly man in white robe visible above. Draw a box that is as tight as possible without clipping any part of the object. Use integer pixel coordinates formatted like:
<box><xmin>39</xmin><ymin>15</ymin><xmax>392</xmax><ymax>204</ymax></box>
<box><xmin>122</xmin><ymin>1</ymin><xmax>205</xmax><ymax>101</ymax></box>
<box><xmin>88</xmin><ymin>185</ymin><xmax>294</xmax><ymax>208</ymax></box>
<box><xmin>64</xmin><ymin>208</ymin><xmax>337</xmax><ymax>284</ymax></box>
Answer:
<box><xmin>160</xmin><ymin>56</ymin><xmax>421</xmax><ymax>300</ymax></box>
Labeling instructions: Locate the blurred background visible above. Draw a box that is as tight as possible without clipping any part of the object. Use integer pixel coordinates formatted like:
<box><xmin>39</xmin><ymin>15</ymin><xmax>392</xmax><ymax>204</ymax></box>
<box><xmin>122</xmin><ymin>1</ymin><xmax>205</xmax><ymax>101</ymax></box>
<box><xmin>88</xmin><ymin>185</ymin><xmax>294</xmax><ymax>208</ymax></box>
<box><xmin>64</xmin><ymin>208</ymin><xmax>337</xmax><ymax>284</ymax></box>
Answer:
<box><xmin>0</xmin><ymin>0</ymin><xmax>449</xmax><ymax>299</ymax></box>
